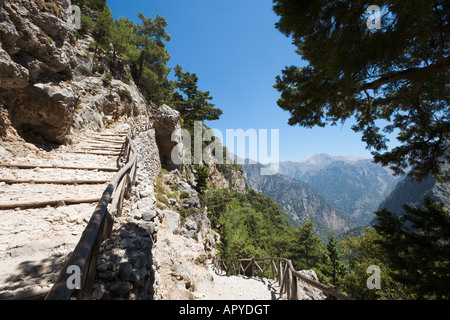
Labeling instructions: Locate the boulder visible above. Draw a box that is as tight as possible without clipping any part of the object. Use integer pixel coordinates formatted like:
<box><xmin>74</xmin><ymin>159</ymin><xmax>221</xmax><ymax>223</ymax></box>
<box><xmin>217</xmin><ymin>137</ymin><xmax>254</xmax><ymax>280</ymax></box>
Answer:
<box><xmin>184</xmin><ymin>218</ymin><xmax>198</xmax><ymax>231</ymax></box>
<box><xmin>163</xmin><ymin>210</ymin><xmax>180</xmax><ymax>233</ymax></box>
<box><xmin>4</xmin><ymin>83</ymin><xmax>76</xmax><ymax>144</ymax></box>
<box><xmin>142</xmin><ymin>211</ymin><xmax>157</xmax><ymax>222</ymax></box>
<box><xmin>153</xmin><ymin>104</ymin><xmax>183</xmax><ymax>170</ymax></box>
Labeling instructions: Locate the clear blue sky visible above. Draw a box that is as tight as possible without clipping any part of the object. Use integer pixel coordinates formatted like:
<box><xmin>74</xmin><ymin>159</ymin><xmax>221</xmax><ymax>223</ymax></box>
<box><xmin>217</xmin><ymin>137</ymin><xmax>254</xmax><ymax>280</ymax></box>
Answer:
<box><xmin>106</xmin><ymin>0</ymin><xmax>398</xmax><ymax>162</ymax></box>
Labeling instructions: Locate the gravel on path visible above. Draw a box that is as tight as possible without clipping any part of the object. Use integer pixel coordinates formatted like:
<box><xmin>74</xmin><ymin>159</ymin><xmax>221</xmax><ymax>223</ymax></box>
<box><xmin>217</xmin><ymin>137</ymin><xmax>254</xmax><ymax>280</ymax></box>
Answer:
<box><xmin>194</xmin><ymin>262</ymin><xmax>281</xmax><ymax>300</ymax></box>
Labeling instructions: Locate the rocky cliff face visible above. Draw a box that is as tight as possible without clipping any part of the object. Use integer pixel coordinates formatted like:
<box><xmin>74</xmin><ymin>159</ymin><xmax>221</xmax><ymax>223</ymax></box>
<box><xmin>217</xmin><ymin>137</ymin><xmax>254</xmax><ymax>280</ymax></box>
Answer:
<box><xmin>373</xmin><ymin>150</ymin><xmax>449</xmax><ymax>224</ymax></box>
<box><xmin>375</xmin><ymin>174</ymin><xmax>450</xmax><ymax>222</ymax></box>
<box><xmin>0</xmin><ymin>0</ymin><xmax>149</xmax><ymax>145</ymax></box>
<box><xmin>209</xmin><ymin>163</ymin><xmax>247</xmax><ymax>194</ymax></box>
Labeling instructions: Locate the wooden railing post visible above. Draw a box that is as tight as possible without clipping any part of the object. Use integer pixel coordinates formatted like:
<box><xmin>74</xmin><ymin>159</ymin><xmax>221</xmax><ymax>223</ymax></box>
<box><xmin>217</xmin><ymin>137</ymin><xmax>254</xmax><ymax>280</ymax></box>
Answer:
<box><xmin>251</xmin><ymin>259</ymin><xmax>255</xmax><ymax>278</ymax></box>
<box><xmin>285</xmin><ymin>263</ymin><xmax>291</xmax><ymax>300</ymax></box>
<box><xmin>291</xmin><ymin>272</ymin><xmax>299</xmax><ymax>300</ymax></box>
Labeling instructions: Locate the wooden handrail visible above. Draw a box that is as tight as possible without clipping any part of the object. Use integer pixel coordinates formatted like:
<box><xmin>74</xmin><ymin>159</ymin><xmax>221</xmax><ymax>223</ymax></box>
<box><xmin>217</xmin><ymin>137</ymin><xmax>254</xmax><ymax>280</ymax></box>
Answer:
<box><xmin>213</xmin><ymin>257</ymin><xmax>351</xmax><ymax>300</ymax></box>
<box><xmin>45</xmin><ymin>126</ymin><xmax>144</xmax><ymax>300</ymax></box>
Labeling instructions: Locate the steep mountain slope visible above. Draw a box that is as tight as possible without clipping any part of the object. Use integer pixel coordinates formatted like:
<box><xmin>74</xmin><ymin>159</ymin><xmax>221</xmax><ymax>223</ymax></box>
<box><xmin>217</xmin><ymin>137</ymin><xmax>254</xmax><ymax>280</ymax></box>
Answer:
<box><xmin>243</xmin><ymin>162</ymin><xmax>356</xmax><ymax>237</ymax></box>
<box><xmin>276</xmin><ymin>154</ymin><xmax>400</xmax><ymax>224</ymax></box>
<box><xmin>375</xmin><ymin>174</ymin><xmax>450</xmax><ymax>220</ymax></box>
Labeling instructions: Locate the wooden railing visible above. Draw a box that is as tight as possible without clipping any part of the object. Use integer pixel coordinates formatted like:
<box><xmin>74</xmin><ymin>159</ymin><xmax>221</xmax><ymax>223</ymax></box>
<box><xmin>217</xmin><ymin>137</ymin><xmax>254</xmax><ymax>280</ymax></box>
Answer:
<box><xmin>45</xmin><ymin>128</ymin><xmax>139</xmax><ymax>300</ymax></box>
<box><xmin>212</xmin><ymin>257</ymin><xmax>351</xmax><ymax>300</ymax></box>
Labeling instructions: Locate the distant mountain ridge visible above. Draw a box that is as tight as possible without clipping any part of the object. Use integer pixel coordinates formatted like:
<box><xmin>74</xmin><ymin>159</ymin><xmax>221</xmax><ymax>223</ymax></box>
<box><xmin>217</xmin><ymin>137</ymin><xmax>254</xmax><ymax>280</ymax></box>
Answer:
<box><xmin>274</xmin><ymin>154</ymin><xmax>401</xmax><ymax>224</ymax></box>
<box><xmin>298</xmin><ymin>153</ymin><xmax>368</xmax><ymax>164</ymax></box>
<box><xmin>242</xmin><ymin>161</ymin><xmax>357</xmax><ymax>238</ymax></box>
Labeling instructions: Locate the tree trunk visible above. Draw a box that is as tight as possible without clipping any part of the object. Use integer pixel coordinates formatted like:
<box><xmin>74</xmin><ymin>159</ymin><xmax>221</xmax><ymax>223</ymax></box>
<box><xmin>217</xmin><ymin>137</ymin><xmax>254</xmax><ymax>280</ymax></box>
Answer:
<box><xmin>136</xmin><ymin>51</ymin><xmax>145</xmax><ymax>85</ymax></box>
<box><xmin>92</xmin><ymin>41</ymin><xmax>99</xmax><ymax>64</ymax></box>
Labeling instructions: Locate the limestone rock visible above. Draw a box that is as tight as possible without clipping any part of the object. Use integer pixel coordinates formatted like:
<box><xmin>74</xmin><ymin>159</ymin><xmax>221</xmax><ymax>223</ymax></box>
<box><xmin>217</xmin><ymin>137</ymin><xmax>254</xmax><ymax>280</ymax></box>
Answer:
<box><xmin>0</xmin><ymin>0</ymin><xmax>76</xmax><ymax>82</ymax></box>
<box><xmin>0</xmin><ymin>45</ymin><xmax>29</xmax><ymax>89</ymax></box>
<box><xmin>163</xmin><ymin>210</ymin><xmax>180</xmax><ymax>234</ymax></box>
<box><xmin>153</xmin><ymin>104</ymin><xmax>183</xmax><ymax>170</ymax></box>
<box><xmin>0</xmin><ymin>0</ymin><xmax>151</xmax><ymax>144</ymax></box>
<box><xmin>142</xmin><ymin>210</ymin><xmax>157</xmax><ymax>222</ymax></box>
<box><xmin>297</xmin><ymin>270</ymin><xmax>327</xmax><ymax>300</ymax></box>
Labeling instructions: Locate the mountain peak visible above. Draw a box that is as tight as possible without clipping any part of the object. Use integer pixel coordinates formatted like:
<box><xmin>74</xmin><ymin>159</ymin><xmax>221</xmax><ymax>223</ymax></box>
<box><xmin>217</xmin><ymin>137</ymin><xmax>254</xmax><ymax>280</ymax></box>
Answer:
<box><xmin>298</xmin><ymin>153</ymin><xmax>368</xmax><ymax>164</ymax></box>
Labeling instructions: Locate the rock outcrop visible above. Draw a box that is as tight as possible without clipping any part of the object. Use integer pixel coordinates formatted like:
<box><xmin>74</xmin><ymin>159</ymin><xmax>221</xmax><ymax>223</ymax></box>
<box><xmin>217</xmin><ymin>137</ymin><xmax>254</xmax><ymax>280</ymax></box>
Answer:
<box><xmin>0</xmin><ymin>0</ymin><xmax>76</xmax><ymax>87</ymax></box>
<box><xmin>0</xmin><ymin>0</ymin><xmax>149</xmax><ymax>144</ymax></box>
<box><xmin>0</xmin><ymin>0</ymin><xmax>76</xmax><ymax>142</ymax></box>
<box><xmin>152</xmin><ymin>104</ymin><xmax>183</xmax><ymax>171</ymax></box>
<box><xmin>209</xmin><ymin>163</ymin><xmax>246</xmax><ymax>193</ymax></box>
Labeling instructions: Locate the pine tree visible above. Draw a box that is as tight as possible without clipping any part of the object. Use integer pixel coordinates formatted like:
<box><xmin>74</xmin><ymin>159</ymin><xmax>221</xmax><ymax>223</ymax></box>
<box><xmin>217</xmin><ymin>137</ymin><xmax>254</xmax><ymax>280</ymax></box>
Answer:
<box><xmin>134</xmin><ymin>13</ymin><xmax>171</xmax><ymax>85</ymax></box>
<box><xmin>193</xmin><ymin>164</ymin><xmax>211</xmax><ymax>194</ymax></box>
<box><xmin>125</xmin><ymin>13</ymin><xmax>172</xmax><ymax>105</ymax></box>
<box><xmin>110</xmin><ymin>17</ymin><xmax>137</xmax><ymax>65</ymax></box>
<box><xmin>290</xmin><ymin>221</ymin><xmax>323</xmax><ymax>270</ymax></box>
<box><xmin>373</xmin><ymin>198</ymin><xmax>450</xmax><ymax>299</ymax></box>
<box><xmin>172</xmin><ymin>65</ymin><xmax>223</xmax><ymax>128</ymax></box>
<box><xmin>272</xmin><ymin>0</ymin><xmax>449</xmax><ymax>181</ymax></box>
<box><xmin>91</xmin><ymin>6</ymin><xmax>113</xmax><ymax>62</ymax></box>
<box><xmin>326</xmin><ymin>234</ymin><xmax>345</xmax><ymax>287</ymax></box>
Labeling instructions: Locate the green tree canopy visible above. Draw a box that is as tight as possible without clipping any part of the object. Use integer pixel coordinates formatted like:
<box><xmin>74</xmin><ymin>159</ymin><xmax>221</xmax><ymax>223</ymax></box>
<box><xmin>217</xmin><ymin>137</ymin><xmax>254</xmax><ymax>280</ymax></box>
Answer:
<box><xmin>110</xmin><ymin>17</ymin><xmax>138</xmax><ymax>64</ymax></box>
<box><xmin>128</xmin><ymin>13</ymin><xmax>172</xmax><ymax>105</ymax></box>
<box><xmin>290</xmin><ymin>221</ymin><xmax>324</xmax><ymax>271</ymax></box>
<box><xmin>273</xmin><ymin>0</ymin><xmax>449</xmax><ymax>181</ymax></box>
<box><xmin>326</xmin><ymin>234</ymin><xmax>346</xmax><ymax>287</ymax></box>
<box><xmin>373</xmin><ymin>198</ymin><xmax>450</xmax><ymax>299</ymax></box>
<box><xmin>172</xmin><ymin>65</ymin><xmax>223</xmax><ymax>128</ymax></box>
<box><xmin>134</xmin><ymin>13</ymin><xmax>171</xmax><ymax>85</ymax></box>
<box><xmin>207</xmin><ymin>188</ymin><xmax>297</xmax><ymax>261</ymax></box>
<box><xmin>71</xmin><ymin>0</ymin><xmax>106</xmax><ymax>11</ymax></box>
<box><xmin>91</xmin><ymin>5</ymin><xmax>113</xmax><ymax>61</ymax></box>
<box><xmin>339</xmin><ymin>228</ymin><xmax>412</xmax><ymax>299</ymax></box>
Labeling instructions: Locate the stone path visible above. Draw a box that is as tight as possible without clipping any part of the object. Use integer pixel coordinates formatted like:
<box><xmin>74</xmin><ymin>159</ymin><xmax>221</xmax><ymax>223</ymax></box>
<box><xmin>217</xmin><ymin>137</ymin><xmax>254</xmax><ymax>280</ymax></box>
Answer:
<box><xmin>0</xmin><ymin>124</ymin><xmax>129</xmax><ymax>299</ymax></box>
